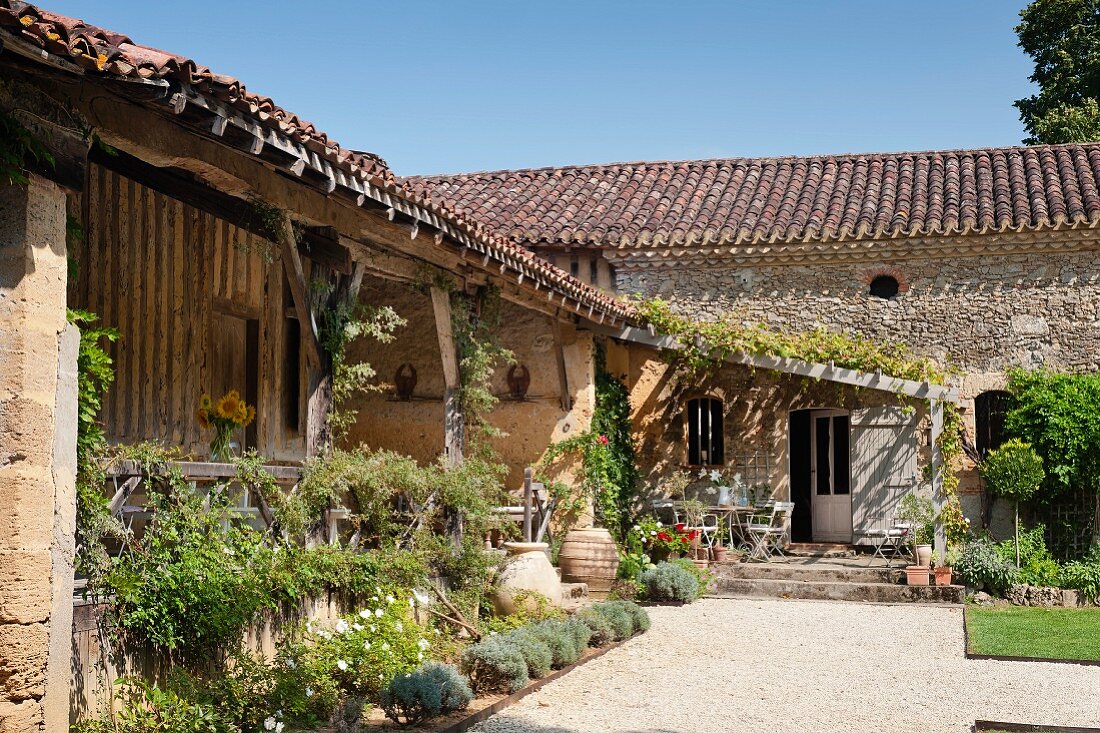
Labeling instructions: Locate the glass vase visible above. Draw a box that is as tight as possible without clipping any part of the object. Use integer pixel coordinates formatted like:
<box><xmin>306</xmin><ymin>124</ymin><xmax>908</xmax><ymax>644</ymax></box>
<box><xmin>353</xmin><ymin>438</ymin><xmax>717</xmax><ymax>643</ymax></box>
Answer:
<box><xmin>209</xmin><ymin>428</ymin><xmax>234</xmax><ymax>463</ymax></box>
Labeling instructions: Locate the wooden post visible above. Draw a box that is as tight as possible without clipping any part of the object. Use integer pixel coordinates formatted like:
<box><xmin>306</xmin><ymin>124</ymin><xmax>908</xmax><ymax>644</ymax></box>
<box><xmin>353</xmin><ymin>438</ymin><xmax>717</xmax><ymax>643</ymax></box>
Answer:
<box><xmin>550</xmin><ymin>318</ymin><xmax>572</xmax><ymax>411</ymax></box>
<box><xmin>523</xmin><ymin>467</ymin><xmax>534</xmax><ymax>542</ymax></box>
<box><xmin>930</xmin><ymin>398</ymin><xmax>946</xmax><ymax>565</ymax></box>
<box><xmin>430</xmin><ymin>286</ymin><xmax>464</xmax><ymax>467</ymax></box>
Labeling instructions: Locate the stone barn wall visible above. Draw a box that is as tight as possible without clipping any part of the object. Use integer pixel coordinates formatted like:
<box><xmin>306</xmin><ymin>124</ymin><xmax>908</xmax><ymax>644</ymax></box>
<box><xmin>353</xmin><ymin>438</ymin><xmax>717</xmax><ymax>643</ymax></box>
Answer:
<box><xmin>613</xmin><ymin>241</ymin><xmax>1100</xmax><ymax>537</ymax></box>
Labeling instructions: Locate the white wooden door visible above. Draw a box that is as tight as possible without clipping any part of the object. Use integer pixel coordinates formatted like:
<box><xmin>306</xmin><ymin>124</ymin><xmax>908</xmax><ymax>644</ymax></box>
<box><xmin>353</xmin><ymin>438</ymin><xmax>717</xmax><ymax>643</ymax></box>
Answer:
<box><xmin>850</xmin><ymin>406</ymin><xmax>918</xmax><ymax>544</ymax></box>
<box><xmin>810</xmin><ymin>411</ymin><xmax>852</xmax><ymax>542</ymax></box>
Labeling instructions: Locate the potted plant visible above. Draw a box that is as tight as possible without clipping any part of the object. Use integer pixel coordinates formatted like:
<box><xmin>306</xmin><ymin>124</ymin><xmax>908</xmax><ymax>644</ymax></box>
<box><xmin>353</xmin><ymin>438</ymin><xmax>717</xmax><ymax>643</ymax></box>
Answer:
<box><xmin>905</xmin><ymin>564</ymin><xmax>930</xmax><ymax>586</ymax></box>
<box><xmin>980</xmin><ymin>439</ymin><xmax>1044</xmax><ymax>568</ymax></box>
<box><xmin>710</xmin><ymin>537</ymin><xmax>728</xmax><ymax>563</ymax></box>
<box><xmin>898</xmin><ymin>493</ymin><xmax>935</xmax><ymax>567</ymax></box>
<box><xmin>933</xmin><ymin>546</ymin><xmax>959</xmax><ymax>586</ymax></box>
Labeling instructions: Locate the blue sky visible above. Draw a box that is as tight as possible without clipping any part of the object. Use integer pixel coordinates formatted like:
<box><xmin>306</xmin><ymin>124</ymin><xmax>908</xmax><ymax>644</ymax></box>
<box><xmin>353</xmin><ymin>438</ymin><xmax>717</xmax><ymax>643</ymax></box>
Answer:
<box><xmin>45</xmin><ymin>1</ymin><xmax>1036</xmax><ymax>175</ymax></box>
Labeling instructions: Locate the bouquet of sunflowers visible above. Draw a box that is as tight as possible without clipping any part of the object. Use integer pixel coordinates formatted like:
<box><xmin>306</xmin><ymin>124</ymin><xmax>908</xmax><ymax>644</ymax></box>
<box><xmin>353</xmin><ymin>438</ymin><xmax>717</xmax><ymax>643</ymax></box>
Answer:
<box><xmin>196</xmin><ymin>390</ymin><xmax>256</xmax><ymax>461</ymax></box>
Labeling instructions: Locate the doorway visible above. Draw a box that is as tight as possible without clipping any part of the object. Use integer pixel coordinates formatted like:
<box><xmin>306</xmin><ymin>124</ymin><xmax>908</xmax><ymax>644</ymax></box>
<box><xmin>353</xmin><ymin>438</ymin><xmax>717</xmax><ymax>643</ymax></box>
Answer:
<box><xmin>789</xmin><ymin>409</ymin><xmax>853</xmax><ymax>543</ymax></box>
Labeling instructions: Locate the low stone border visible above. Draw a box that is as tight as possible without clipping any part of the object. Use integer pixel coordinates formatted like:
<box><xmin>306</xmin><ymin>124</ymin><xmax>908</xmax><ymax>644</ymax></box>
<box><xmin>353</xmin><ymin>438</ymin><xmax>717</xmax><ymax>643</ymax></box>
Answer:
<box><xmin>975</xmin><ymin>720</ymin><xmax>1100</xmax><ymax>732</ymax></box>
<box><xmin>963</xmin><ymin>611</ymin><xmax>1100</xmax><ymax>667</ymax></box>
<box><xmin>436</xmin><ymin>634</ymin><xmax>638</xmax><ymax>733</ymax></box>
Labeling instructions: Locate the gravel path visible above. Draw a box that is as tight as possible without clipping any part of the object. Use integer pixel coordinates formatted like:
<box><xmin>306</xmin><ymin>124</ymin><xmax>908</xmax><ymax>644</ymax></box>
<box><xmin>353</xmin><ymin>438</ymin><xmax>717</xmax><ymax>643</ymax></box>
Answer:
<box><xmin>471</xmin><ymin>598</ymin><xmax>1100</xmax><ymax>733</ymax></box>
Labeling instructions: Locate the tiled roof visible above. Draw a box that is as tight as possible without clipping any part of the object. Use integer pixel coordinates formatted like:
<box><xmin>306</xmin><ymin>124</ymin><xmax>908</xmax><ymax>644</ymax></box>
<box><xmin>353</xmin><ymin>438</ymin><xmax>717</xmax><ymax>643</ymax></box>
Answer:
<box><xmin>407</xmin><ymin>145</ymin><xmax>1100</xmax><ymax>249</ymax></box>
<box><xmin>0</xmin><ymin>1</ymin><xmax>634</xmax><ymax>321</ymax></box>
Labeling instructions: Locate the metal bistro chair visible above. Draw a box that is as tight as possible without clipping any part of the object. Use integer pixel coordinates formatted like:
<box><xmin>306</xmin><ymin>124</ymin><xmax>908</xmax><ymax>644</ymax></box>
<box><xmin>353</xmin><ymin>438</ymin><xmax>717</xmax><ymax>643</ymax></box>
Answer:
<box><xmin>673</xmin><ymin>504</ymin><xmax>721</xmax><ymax>549</ymax></box>
<box><xmin>745</xmin><ymin>501</ymin><xmax>794</xmax><ymax>561</ymax></box>
<box><xmin>866</xmin><ymin>518</ymin><xmax>911</xmax><ymax>567</ymax></box>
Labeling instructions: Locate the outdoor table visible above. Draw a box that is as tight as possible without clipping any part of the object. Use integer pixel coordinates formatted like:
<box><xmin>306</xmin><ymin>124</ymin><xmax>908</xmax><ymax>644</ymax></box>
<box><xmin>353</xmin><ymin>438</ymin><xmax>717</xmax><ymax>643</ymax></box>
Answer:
<box><xmin>707</xmin><ymin>505</ymin><xmax>756</xmax><ymax>551</ymax></box>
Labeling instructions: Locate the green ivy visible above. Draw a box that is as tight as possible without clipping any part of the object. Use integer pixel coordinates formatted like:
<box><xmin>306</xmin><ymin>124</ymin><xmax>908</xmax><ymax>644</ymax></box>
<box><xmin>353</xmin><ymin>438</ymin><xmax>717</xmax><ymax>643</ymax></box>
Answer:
<box><xmin>0</xmin><ymin>109</ymin><xmax>53</xmax><ymax>185</ymax></box>
<box><xmin>451</xmin><ymin>286</ymin><xmax>513</xmax><ymax>457</ymax></box>
<box><xmin>539</xmin><ymin>346</ymin><xmax>638</xmax><ymax>539</ymax></box>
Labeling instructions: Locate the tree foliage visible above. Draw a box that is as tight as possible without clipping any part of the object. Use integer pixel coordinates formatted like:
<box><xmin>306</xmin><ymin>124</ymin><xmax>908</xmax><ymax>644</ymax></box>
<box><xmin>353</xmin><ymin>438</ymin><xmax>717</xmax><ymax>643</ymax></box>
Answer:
<box><xmin>1005</xmin><ymin>369</ymin><xmax>1100</xmax><ymax>497</ymax></box>
<box><xmin>1015</xmin><ymin>0</ymin><xmax>1100</xmax><ymax>144</ymax></box>
<box><xmin>981</xmin><ymin>439</ymin><xmax>1045</xmax><ymax>503</ymax></box>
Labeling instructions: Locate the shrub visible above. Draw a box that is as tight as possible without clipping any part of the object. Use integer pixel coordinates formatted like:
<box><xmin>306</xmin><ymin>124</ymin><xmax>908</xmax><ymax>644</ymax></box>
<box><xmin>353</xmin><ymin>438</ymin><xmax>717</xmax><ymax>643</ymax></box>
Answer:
<box><xmin>981</xmin><ymin>439</ymin><xmax>1045</xmax><ymax>566</ymax></box>
<box><xmin>380</xmin><ymin>662</ymin><xmax>473</xmax><ymax>725</ymax></box>
<box><xmin>502</xmin><ymin>628</ymin><xmax>553</xmax><ymax>679</ymax></box>
<box><xmin>71</xmin><ymin>678</ymin><xmax>224</xmax><ymax>733</ymax></box>
<box><xmin>897</xmin><ymin>493</ymin><xmax>935</xmax><ymax>545</ymax></box>
<box><xmin>638</xmin><ymin>561</ymin><xmax>701</xmax><ymax>603</ymax></box>
<box><xmin>955</xmin><ymin>537</ymin><xmax>1019</xmax><ymax>594</ymax></box>
<box><xmin>601</xmin><ymin>599</ymin><xmax>651</xmax><ymax>633</ymax></box>
<box><xmin>527</xmin><ymin>619</ymin><xmax>584</xmax><ymax>668</ymax></box>
<box><xmin>995</xmin><ymin>525</ymin><xmax>1061</xmax><ymax>587</ymax></box>
<box><xmin>575</xmin><ymin>607</ymin><xmax>616</xmax><ymax>646</ymax></box>
<box><xmin>1060</xmin><ymin>546</ymin><xmax>1100</xmax><ymax>603</ymax></box>
<box><xmin>297</xmin><ymin>597</ymin><xmax>432</xmax><ymax>699</ymax></box>
<box><xmin>591</xmin><ymin>602</ymin><xmax>634</xmax><ymax>641</ymax></box>
<box><xmin>561</xmin><ymin>616</ymin><xmax>594</xmax><ymax>650</ymax></box>
<box><xmin>461</xmin><ymin>636</ymin><xmax>529</xmax><ymax>693</ymax></box>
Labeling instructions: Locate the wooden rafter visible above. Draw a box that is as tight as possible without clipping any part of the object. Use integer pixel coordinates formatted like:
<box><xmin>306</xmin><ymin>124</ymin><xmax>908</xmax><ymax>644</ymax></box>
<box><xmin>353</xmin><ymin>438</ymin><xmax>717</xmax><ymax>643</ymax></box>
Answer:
<box><xmin>277</xmin><ymin>213</ymin><xmax>322</xmax><ymax>370</ymax></box>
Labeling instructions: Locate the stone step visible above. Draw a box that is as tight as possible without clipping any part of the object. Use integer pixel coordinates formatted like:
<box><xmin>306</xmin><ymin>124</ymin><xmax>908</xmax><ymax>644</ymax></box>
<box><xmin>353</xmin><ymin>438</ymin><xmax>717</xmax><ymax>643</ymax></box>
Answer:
<box><xmin>713</xmin><ymin>562</ymin><xmax>903</xmax><ymax>585</ymax></box>
<box><xmin>711</xmin><ymin>576</ymin><xmax>963</xmax><ymax>605</ymax></box>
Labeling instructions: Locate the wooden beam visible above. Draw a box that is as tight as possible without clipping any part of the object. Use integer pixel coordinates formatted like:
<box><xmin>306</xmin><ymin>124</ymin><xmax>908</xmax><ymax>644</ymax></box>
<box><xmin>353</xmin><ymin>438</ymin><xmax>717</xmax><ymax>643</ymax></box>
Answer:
<box><xmin>550</xmin><ymin>318</ymin><xmax>572</xmax><ymax>411</ymax></box>
<box><xmin>431</xmin><ymin>286</ymin><xmax>465</xmax><ymax>468</ymax></box>
<box><xmin>277</xmin><ymin>213</ymin><xmax>323</xmax><ymax>370</ymax></box>
<box><xmin>592</xmin><ymin>323</ymin><xmax>960</xmax><ymax>402</ymax></box>
<box><xmin>931</xmin><ymin>398</ymin><xmax>946</xmax><ymax>564</ymax></box>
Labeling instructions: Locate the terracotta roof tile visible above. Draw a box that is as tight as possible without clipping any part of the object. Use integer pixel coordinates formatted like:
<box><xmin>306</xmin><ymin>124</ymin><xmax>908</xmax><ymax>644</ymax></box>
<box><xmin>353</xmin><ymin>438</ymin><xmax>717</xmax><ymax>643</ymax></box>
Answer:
<box><xmin>407</xmin><ymin>145</ymin><xmax>1100</xmax><ymax>249</ymax></box>
<box><xmin>0</xmin><ymin>2</ymin><xmax>633</xmax><ymax>321</ymax></box>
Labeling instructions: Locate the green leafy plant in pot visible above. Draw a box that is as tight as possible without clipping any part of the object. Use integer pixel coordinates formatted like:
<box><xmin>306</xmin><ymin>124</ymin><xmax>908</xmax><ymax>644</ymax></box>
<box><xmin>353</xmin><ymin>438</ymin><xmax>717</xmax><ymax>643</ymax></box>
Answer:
<box><xmin>898</xmin><ymin>493</ymin><xmax>935</xmax><ymax>567</ymax></box>
<box><xmin>979</xmin><ymin>439</ymin><xmax>1044</xmax><ymax>568</ymax></box>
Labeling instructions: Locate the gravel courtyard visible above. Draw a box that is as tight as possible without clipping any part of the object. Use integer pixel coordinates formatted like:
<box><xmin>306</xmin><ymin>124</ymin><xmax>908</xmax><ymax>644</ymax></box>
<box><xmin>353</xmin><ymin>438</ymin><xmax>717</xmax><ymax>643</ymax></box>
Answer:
<box><xmin>472</xmin><ymin>598</ymin><xmax>1100</xmax><ymax>733</ymax></box>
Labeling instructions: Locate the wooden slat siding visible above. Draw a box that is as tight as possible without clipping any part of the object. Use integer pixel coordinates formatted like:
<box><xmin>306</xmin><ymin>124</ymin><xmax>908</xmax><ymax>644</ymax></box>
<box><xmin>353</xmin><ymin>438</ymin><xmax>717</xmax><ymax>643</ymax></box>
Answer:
<box><xmin>234</xmin><ymin>230</ymin><xmax>247</xmax><ymax>305</ymax></box>
<box><xmin>167</xmin><ymin>197</ymin><xmax>182</xmax><ymax>442</ymax></box>
<box><xmin>139</xmin><ymin>182</ymin><xmax>155</xmax><ymax>438</ymax></box>
<box><xmin>118</xmin><ymin>175</ymin><xmax>135</xmax><ymax>438</ymax></box>
<box><xmin>100</xmin><ymin>168</ymin><xmax>117</xmax><ymax>431</ymax></box>
<box><xmin>199</xmin><ymin>211</ymin><xmax>213</xmax><ymax>451</ymax></box>
<box><xmin>154</xmin><ymin>191</ymin><xmax>169</xmax><ymax>437</ymax></box>
<box><xmin>184</xmin><ymin>203</ymin><xmax>199</xmax><ymax>452</ymax></box>
<box><xmin>84</xmin><ymin>164</ymin><xmax>103</xmax><ymax>332</ymax></box>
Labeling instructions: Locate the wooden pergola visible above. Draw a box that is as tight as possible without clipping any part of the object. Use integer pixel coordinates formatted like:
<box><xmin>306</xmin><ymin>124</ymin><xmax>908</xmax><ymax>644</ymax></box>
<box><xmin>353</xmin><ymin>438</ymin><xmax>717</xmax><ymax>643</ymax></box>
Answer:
<box><xmin>595</xmin><ymin>323</ymin><xmax>961</xmax><ymax>562</ymax></box>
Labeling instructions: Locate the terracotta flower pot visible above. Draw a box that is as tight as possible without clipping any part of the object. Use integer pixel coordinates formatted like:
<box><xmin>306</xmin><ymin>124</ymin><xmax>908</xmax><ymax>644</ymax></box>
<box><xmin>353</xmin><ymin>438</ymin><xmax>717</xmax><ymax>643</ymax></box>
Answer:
<box><xmin>711</xmin><ymin>546</ymin><xmax>728</xmax><ymax>563</ymax></box>
<box><xmin>914</xmin><ymin>544</ymin><xmax>933</xmax><ymax>568</ymax></box>
<box><xmin>934</xmin><ymin>567</ymin><xmax>953</xmax><ymax>586</ymax></box>
<box><xmin>905</xmin><ymin>565</ymin><xmax>930</xmax><ymax>587</ymax></box>
<box><xmin>558</xmin><ymin>528</ymin><xmax>620</xmax><ymax>599</ymax></box>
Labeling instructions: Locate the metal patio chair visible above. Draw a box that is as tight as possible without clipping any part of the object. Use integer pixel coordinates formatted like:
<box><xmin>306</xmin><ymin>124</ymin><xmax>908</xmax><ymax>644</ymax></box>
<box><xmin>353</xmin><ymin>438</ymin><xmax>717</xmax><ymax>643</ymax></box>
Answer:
<box><xmin>745</xmin><ymin>501</ymin><xmax>794</xmax><ymax>561</ymax></box>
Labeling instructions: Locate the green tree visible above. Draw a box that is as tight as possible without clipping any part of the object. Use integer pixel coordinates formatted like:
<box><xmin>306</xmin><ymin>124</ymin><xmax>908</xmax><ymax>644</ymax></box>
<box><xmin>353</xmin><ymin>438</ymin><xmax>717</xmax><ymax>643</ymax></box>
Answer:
<box><xmin>980</xmin><ymin>439</ymin><xmax>1045</xmax><ymax>567</ymax></box>
<box><xmin>1015</xmin><ymin>0</ymin><xmax>1100</xmax><ymax>144</ymax></box>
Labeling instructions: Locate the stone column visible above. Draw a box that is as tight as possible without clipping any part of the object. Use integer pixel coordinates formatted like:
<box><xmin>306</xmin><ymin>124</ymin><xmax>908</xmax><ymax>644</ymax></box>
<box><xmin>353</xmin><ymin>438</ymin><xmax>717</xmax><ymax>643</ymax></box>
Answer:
<box><xmin>0</xmin><ymin>174</ymin><xmax>77</xmax><ymax>732</ymax></box>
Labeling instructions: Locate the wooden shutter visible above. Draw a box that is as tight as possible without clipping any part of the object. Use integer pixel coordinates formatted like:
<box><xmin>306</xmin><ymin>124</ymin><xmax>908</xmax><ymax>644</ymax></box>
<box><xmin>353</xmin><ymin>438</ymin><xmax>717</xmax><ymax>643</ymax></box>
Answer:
<box><xmin>850</xmin><ymin>406</ymin><xmax>918</xmax><ymax>544</ymax></box>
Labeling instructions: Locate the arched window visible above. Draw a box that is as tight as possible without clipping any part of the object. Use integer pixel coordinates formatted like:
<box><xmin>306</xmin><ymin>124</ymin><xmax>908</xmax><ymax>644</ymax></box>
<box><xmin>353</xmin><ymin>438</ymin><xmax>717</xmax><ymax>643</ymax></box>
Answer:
<box><xmin>686</xmin><ymin>397</ymin><xmax>724</xmax><ymax>466</ymax></box>
<box><xmin>975</xmin><ymin>390</ymin><xmax>1012</xmax><ymax>456</ymax></box>
<box><xmin>869</xmin><ymin>275</ymin><xmax>900</xmax><ymax>299</ymax></box>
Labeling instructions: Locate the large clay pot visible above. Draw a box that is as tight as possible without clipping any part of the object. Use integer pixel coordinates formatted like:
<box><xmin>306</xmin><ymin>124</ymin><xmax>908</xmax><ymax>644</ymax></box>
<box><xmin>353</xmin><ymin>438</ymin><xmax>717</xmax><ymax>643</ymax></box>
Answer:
<box><xmin>558</xmin><ymin>528</ymin><xmax>620</xmax><ymax>599</ymax></box>
<box><xmin>492</xmin><ymin>542</ymin><xmax>562</xmax><ymax>616</ymax></box>
<box><xmin>914</xmin><ymin>544</ymin><xmax>933</xmax><ymax>568</ymax></box>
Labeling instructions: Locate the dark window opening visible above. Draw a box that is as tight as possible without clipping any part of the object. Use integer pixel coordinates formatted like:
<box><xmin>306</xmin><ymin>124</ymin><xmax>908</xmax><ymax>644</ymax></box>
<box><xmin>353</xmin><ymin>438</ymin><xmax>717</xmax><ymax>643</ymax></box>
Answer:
<box><xmin>687</xmin><ymin>397</ymin><xmax>724</xmax><ymax>465</ymax></box>
<box><xmin>589</xmin><ymin>257</ymin><xmax>599</xmax><ymax>285</ymax></box>
<box><xmin>975</xmin><ymin>390</ymin><xmax>1012</xmax><ymax>456</ymax></box>
<box><xmin>570</xmin><ymin>257</ymin><xmax>580</xmax><ymax>278</ymax></box>
<box><xmin>869</xmin><ymin>275</ymin><xmax>900</xmax><ymax>299</ymax></box>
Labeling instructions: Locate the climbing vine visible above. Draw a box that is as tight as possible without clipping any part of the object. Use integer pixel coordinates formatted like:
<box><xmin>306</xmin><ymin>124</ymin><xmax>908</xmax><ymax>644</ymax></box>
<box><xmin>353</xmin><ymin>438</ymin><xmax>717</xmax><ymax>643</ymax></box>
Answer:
<box><xmin>450</xmin><ymin>286</ymin><xmax>513</xmax><ymax>457</ymax></box>
<box><xmin>635</xmin><ymin>297</ymin><xmax>968</xmax><ymax>544</ymax></box>
<box><xmin>318</xmin><ymin>287</ymin><xmax>406</xmax><ymax>441</ymax></box>
<box><xmin>0</xmin><ymin>108</ymin><xmax>54</xmax><ymax>185</ymax></box>
<box><xmin>68</xmin><ymin>309</ymin><xmax>123</xmax><ymax>587</ymax></box>
<box><xmin>539</xmin><ymin>345</ymin><xmax>638</xmax><ymax>539</ymax></box>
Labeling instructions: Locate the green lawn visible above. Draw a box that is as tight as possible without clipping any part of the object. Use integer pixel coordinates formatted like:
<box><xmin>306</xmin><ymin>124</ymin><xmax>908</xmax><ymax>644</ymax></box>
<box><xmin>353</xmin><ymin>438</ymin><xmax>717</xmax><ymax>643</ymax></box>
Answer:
<box><xmin>966</xmin><ymin>605</ymin><xmax>1100</xmax><ymax>661</ymax></box>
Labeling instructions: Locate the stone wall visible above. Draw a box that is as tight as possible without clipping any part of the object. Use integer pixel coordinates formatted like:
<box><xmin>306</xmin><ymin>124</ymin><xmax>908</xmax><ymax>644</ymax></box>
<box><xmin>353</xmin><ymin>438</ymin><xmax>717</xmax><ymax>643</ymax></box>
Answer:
<box><xmin>344</xmin><ymin>275</ymin><xmax>595</xmax><ymax>491</ymax></box>
<box><xmin>615</xmin><ymin>248</ymin><xmax>1100</xmax><ymax>377</ymax></box>
<box><xmin>0</xmin><ymin>175</ymin><xmax>77</xmax><ymax>732</ymax></box>
<box><xmin>614</xmin><ymin>244</ymin><xmax>1100</xmax><ymax>538</ymax></box>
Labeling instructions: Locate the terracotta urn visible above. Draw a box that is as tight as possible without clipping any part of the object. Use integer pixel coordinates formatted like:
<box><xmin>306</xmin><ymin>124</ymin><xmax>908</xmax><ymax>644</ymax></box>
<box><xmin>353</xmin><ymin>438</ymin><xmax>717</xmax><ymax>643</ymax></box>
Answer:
<box><xmin>558</xmin><ymin>528</ymin><xmax>621</xmax><ymax>599</ymax></box>
<box><xmin>492</xmin><ymin>542</ymin><xmax>562</xmax><ymax>616</ymax></box>
<box><xmin>914</xmin><ymin>544</ymin><xmax>933</xmax><ymax>568</ymax></box>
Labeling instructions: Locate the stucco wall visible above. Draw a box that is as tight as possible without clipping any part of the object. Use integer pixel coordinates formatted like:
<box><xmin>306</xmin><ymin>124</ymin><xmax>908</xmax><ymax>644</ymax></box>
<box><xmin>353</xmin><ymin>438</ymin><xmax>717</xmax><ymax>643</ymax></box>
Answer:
<box><xmin>343</xmin><ymin>276</ymin><xmax>595</xmax><ymax>491</ymax></box>
<box><xmin>618</xmin><ymin>342</ymin><xmax>930</xmax><ymax>502</ymax></box>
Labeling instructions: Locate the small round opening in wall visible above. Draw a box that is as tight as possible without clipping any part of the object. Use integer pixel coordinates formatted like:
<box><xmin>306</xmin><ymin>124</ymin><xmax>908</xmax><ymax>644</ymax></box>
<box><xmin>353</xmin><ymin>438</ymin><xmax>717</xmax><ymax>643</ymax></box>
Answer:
<box><xmin>869</xmin><ymin>275</ymin><xmax>900</xmax><ymax>300</ymax></box>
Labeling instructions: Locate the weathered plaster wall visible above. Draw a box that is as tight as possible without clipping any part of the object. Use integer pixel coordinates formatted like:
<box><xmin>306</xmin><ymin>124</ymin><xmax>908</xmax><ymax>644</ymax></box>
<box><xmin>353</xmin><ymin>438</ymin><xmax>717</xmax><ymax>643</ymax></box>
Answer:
<box><xmin>343</xmin><ymin>276</ymin><xmax>595</xmax><ymax>490</ymax></box>
<box><xmin>0</xmin><ymin>175</ymin><xmax>77</xmax><ymax>732</ymax></box>
<box><xmin>618</xmin><ymin>343</ymin><xmax>929</xmax><ymax>505</ymax></box>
